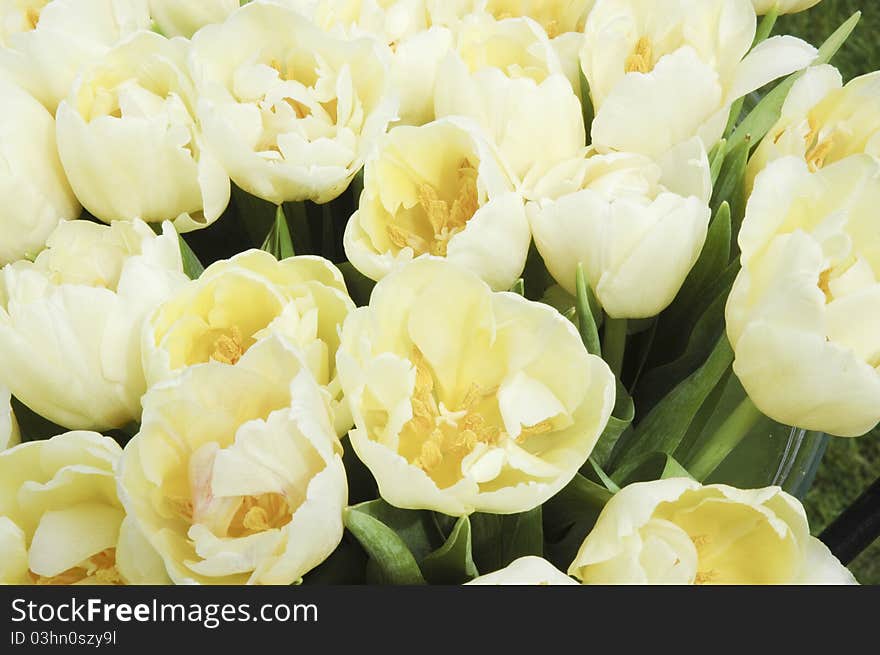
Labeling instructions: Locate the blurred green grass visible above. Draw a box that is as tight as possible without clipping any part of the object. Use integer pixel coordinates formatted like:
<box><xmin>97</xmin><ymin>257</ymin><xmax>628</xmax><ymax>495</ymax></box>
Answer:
<box><xmin>775</xmin><ymin>0</ymin><xmax>880</xmax><ymax>584</ymax></box>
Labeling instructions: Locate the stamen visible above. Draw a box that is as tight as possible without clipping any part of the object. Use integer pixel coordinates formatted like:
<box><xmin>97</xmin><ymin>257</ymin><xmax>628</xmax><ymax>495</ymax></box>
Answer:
<box><xmin>625</xmin><ymin>37</ymin><xmax>654</xmax><ymax>74</ymax></box>
<box><xmin>211</xmin><ymin>326</ymin><xmax>245</xmax><ymax>365</ymax></box>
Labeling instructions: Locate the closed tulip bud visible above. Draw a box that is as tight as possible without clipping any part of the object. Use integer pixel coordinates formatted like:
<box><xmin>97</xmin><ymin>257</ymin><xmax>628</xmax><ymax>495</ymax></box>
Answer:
<box><xmin>528</xmin><ymin>142</ymin><xmax>711</xmax><ymax>319</ymax></box>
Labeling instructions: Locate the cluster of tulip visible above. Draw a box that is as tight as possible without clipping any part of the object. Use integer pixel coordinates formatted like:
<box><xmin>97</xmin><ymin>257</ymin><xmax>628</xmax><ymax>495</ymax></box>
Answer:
<box><xmin>0</xmin><ymin>0</ymin><xmax>873</xmax><ymax>585</ymax></box>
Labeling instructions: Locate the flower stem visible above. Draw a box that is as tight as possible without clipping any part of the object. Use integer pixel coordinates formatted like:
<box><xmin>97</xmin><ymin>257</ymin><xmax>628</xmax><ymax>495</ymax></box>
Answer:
<box><xmin>602</xmin><ymin>317</ymin><xmax>627</xmax><ymax>378</ymax></box>
<box><xmin>687</xmin><ymin>396</ymin><xmax>763</xmax><ymax>481</ymax></box>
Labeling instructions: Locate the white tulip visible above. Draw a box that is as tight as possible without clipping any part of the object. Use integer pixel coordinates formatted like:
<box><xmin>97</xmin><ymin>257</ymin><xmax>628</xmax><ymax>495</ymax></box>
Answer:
<box><xmin>0</xmin><ymin>431</ymin><xmax>168</xmax><ymax>585</ymax></box>
<box><xmin>189</xmin><ymin>1</ymin><xmax>397</xmax><ymax>204</ymax></box>
<box><xmin>1</xmin><ymin>385</ymin><xmax>19</xmax><ymax>451</ymax></box>
<box><xmin>0</xmin><ymin>0</ymin><xmax>151</xmax><ymax>112</ymax></box>
<box><xmin>528</xmin><ymin>142</ymin><xmax>711</xmax><ymax>319</ymax></box>
<box><xmin>570</xmin><ymin>478</ymin><xmax>855</xmax><ymax>584</ymax></box>
<box><xmin>280</xmin><ymin>0</ymin><xmax>429</xmax><ymax>43</ymax></box>
<box><xmin>343</xmin><ymin>117</ymin><xmax>531</xmax><ymax>291</ymax></box>
<box><xmin>727</xmin><ymin>155</ymin><xmax>880</xmax><ymax>437</ymax></box>
<box><xmin>425</xmin><ymin>0</ymin><xmax>593</xmax><ymax>37</ymax></box>
<box><xmin>143</xmin><ymin>250</ymin><xmax>355</xmax><ymax>435</ymax></box>
<box><xmin>336</xmin><ymin>258</ymin><xmax>616</xmax><ymax>516</ymax></box>
<box><xmin>0</xmin><ymin>219</ymin><xmax>187</xmax><ymax>431</ymax></box>
<box><xmin>581</xmin><ymin>0</ymin><xmax>817</xmax><ymax>158</ymax></box>
<box><xmin>56</xmin><ymin>31</ymin><xmax>230</xmax><ymax>233</ymax></box>
<box><xmin>0</xmin><ymin>77</ymin><xmax>80</xmax><ymax>266</ymax></box>
<box><xmin>466</xmin><ymin>556</ymin><xmax>578</xmax><ymax>584</ymax></box>
<box><xmin>118</xmin><ymin>336</ymin><xmax>348</xmax><ymax>585</ymax></box>
<box><xmin>751</xmin><ymin>0</ymin><xmax>822</xmax><ymax>15</ymax></box>
<box><xmin>747</xmin><ymin>65</ymin><xmax>880</xmax><ymax>193</ymax></box>
<box><xmin>434</xmin><ymin>56</ymin><xmax>585</xmax><ymax>194</ymax></box>
<box><xmin>149</xmin><ymin>0</ymin><xmax>240</xmax><ymax>38</ymax></box>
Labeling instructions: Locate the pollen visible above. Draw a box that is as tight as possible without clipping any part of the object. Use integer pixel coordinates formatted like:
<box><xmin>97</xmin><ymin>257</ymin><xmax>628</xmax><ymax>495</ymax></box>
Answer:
<box><xmin>385</xmin><ymin>160</ymin><xmax>480</xmax><ymax>257</ymax></box>
<box><xmin>30</xmin><ymin>548</ymin><xmax>123</xmax><ymax>586</ymax></box>
<box><xmin>625</xmin><ymin>37</ymin><xmax>654</xmax><ymax>74</ymax></box>
<box><xmin>228</xmin><ymin>493</ymin><xmax>292</xmax><ymax>538</ymax></box>
<box><xmin>211</xmin><ymin>326</ymin><xmax>245</xmax><ymax>365</ymax></box>
<box><xmin>806</xmin><ymin>137</ymin><xmax>834</xmax><ymax>172</ymax></box>
<box><xmin>24</xmin><ymin>7</ymin><xmax>41</xmax><ymax>31</ymax></box>
<box><xmin>818</xmin><ymin>268</ymin><xmax>834</xmax><ymax>303</ymax></box>
<box><xmin>694</xmin><ymin>569</ymin><xmax>719</xmax><ymax>585</ymax></box>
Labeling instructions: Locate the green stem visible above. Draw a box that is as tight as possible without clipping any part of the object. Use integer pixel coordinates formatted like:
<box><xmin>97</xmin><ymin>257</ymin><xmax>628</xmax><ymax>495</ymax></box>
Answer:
<box><xmin>687</xmin><ymin>396</ymin><xmax>763</xmax><ymax>481</ymax></box>
<box><xmin>602</xmin><ymin>317</ymin><xmax>627</xmax><ymax>378</ymax></box>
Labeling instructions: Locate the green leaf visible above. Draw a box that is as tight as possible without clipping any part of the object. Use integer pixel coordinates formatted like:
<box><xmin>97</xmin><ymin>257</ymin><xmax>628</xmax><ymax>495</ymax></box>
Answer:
<box><xmin>588</xmin><ymin>457</ymin><xmax>621</xmax><ymax>493</ymax></box>
<box><xmin>675</xmin><ymin>203</ymin><xmax>732</xmax><ymax>317</ymax></box>
<box><xmin>710</xmin><ymin>139</ymin><xmax>749</xmax><ymax>217</ymax></box>
<box><xmin>579</xmin><ymin>68</ymin><xmax>595</xmax><ymax>146</ymax></box>
<box><xmin>421</xmin><ymin>516</ymin><xmax>479</xmax><ymax>584</ymax></box>
<box><xmin>618</xmin><ymin>452</ymin><xmax>693</xmax><ymax>487</ymax></box>
<box><xmin>343</xmin><ymin>504</ymin><xmax>427</xmax><ymax>585</ymax></box>
<box><xmin>575</xmin><ymin>264</ymin><xmax>601</xmax><ymax>356</ymax></box>
<box><xmin>470</xmin><ymin>507</ymin><xmax>543</xmax><ymax>573</ymax></box>
<box><xmin>727</xmin><ymin>12</ymin><xmax>861</xmax><ymax>155</ymax></box>
<box><xmin>591</xmin><ymin>377</ymin><xmax>635</xmax><ymax>468</ymax></box>
<box><xmin>752</xmin><ymin>7</ymin><xmax>779</xmax><ymax>48</ymax></box>
<box><xmin>338</xmin><ymin>262</ymin><xmax>376</xmax><ymax>307</ymax></box>
<box><xmin>283</xmin><ymin>200</ymin><xmax>314</xmax><ymax>255</ymax></box>
<box><xmin>178</xmin><ymin>234</ymin><xmax>204</xmax><ymax>280</ymax></box>
<box><xmin>612</xmin><ymin>335</ymin><xmax>734</xmax><ymax>481</ymax></box>
<box><xmin>260</xmin><ymin>205</ymin><xmax>295</xmax><ymax>260</ymax></box>
<box><xmin>542</xmin><ymin>474</ymin><xmax>611</xmax><ymax>571</ymax></box>
<box><xmin>232</xmin><ymin>185</ymin><xmax>276</xmax><ymax>247</ymax></box>
<box><xmin>345</xmin><ymin>499</ymin><xmax>441</xmax><ymax>562</ymax></box>
<box><xmin>509</xmin><ymin>278</ymin><xmax>525</xmax><ymax>296</ymax></box>
<box><xmin>709</xmin><ymin>139</ymin><xmax>727</xmax><ymax>184</ymax></box>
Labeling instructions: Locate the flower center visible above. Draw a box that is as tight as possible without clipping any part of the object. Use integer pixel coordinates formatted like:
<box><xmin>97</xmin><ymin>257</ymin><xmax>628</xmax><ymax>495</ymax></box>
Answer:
<box><xmin>210</xmin><ymin>326</ymin><xmax>246</xmax><ymax>365</ymax></box>
<box><xmin>385</xmin><ymin>160</ymin><xmax>480</xmax><ymax>257</ymax></box>
<box><xmin>29</xmin><ymin>549</ymin><xmax>123</xmax><ymax>586</ymax></box>
<box><xmin>400</xmin><ymin>347</ymin><xmax>554</xmax><ymax>488</ymax></box>
<box><xmin>625</xmin><ymin>37</ymin><xmax>654</xmax><ymax>74</ymax></box>
<box><xmin>804</xmin><ymin>121</ymin><xmax>836</xmax><ymax>172</ymax></box>
<box><xmin>227</xmin><ymin>493</ymin><xmax>293</xmax><ymax>538</ymax></box>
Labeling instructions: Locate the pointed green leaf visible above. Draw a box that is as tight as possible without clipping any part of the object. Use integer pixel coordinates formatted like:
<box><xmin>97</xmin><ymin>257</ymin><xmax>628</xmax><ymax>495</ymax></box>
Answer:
<box><xmin>178</xmin><ymin>234</ymin><xmax>204</xmax><ymax>280</ymax></box>
<box><xmin>591</xmin><ymin>377</ymin><xmax>635</xmax><ymax>467</ymax></box>
<box><xmin>579</xmin><ymin>68</ymin><xmax>595</xmax><ymax>146</ymax></box>
<box><xmin>588</xmin><ymin>457</ymin><xmax>621</xmax><ymax>493</ymax></box>
<box><xmin>343</xmin><ymin>505</ymin><xmax>427</xmax><ymax>585</ymax></box>
<box><xmin>612</xmin><ymin>335</ymin><xmax>734</xmax><ymax>481</ymax></box>
<box><xmin>510</xmin><ymin>278</ymin><xmax>525</xmax><ymax>296</ymax></box>
<box><xmin>345</xmin><ymin>499</ymin><xmax>441</xmax><ymax>562</ymax></box>
<box><xmin>575</xmin><ymin>264</ymin><xmax>601</xmax><ymax>356</ymax></box>
<box><xmin>618</xmin><ymin>452</ymin><xmax>693</xmax><ymax>487</ymax></box>
<box><xmin>752</xmin><ymin>7</ymin><xmax>779</xmax><ymax>48</ymax></box>
<box><xmin>711</xmin><ymin>139</ymin><xmax>749</xmax><ymax>214</ymax></box>
<box><xmin>675</xmin><ymin>203</ymin><xmax>732</xmax><ymax>317</ymax></box>
<box><xmin>709</xmin><ymin>139</ymin><xmax>727</xmax><ymax>184</ymax></box>
<box><xmin>421</xmin><ymin>516</ymin><xmax>479</xmax><ymax>584</ymax></box>
<box><xmin>261</xmin><ymin>205</ymin><xmax>295</xmax><ymax>260</ymax></box>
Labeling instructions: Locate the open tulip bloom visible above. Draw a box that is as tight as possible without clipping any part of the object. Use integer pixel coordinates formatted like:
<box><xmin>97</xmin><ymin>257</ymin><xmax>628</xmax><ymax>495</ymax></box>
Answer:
<box><xmin>1</xmin><ymin>0</ymin><xmax>878</xmax><ymax>588</ymax></box>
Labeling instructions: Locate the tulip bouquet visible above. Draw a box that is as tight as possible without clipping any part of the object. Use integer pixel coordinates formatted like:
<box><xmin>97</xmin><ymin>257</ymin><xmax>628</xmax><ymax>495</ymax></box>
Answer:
<box><xmin>0</xmin><ymin>0</ymin><xmax>876</xmax><ymax>587</ymax></box>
